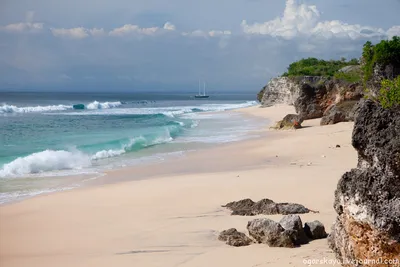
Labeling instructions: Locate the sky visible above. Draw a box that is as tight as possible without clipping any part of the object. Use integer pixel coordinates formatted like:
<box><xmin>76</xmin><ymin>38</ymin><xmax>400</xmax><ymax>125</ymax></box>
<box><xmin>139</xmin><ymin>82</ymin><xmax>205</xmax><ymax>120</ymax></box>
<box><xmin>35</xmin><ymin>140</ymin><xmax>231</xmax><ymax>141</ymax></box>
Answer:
<box><xmin>0</xmin><ymin>0</ymin><xmax>399</xmax><ymax>92</ymax></box>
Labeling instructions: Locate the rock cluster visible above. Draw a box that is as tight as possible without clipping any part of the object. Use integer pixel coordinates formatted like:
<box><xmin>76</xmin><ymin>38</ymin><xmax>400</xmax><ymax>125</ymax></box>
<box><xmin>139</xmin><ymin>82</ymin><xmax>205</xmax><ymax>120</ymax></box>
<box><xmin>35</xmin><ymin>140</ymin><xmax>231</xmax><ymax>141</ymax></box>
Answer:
<box><xmin>219</xmin><ymin>215</ymin><xmax>327</xmax><ymax>248</ymax></box>
<box><xmin>222</xmin><ymin>198</ymin><xmax>313</xmax><ymax>216</ymax></box>
<box><xmin>328</xmin><ymin>100</ymin><xmax>400</xmax><ymax>266</ymax></box>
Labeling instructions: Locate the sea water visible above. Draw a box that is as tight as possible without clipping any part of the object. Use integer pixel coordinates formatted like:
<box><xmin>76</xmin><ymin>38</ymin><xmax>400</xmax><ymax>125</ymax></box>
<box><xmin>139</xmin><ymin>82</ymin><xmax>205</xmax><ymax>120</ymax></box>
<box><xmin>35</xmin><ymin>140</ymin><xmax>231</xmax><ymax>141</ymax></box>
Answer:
<box><xmin>0</xmin><ymin>92</ymin><xmax>260</xmax><ymax>204</ymax></box>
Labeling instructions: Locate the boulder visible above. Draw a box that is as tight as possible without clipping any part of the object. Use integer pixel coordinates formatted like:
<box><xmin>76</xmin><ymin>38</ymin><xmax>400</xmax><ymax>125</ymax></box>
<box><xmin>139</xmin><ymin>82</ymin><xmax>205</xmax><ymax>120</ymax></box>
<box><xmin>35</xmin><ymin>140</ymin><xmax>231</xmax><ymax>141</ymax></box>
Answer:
<box><xmin>276</xmin><ymin>114</ymin><xmax>303</xmax><ymax>129</ymax></box>
<box><xmin>294</xmin><ymin>80</ymin><xmax>326</xmax><ymax>120</ymax></box>
<box><xmin>320</xmin><ymin>100</ymin><xmax>360</xmax><ymax>125</ymax></box>
<box><xmin>328</xmin><ymin>100</ymin><xmax>400</xmax><ymax>266</ymax></box>
<box><xmin>222</xmin><ymin>198</ymin><xmax>312</xmax><ymax>216</ymax></box>
<box><xmin>279</xmin><ymin>215</ymin><xmax>309</xmax><ymax>245</ymax></box>
<box><xmin>276</xmin><ymin>203</ymin><xmax>311</xmax><ymax>215</ymax></box>
<box><xmin>304</xmin><ymin>221</ymin><xmax>327</xmax><ymax>239</ymax></box>
<box><xmin>247</xmin><ymin>218</ymin><xmax>296</xmax><ymax>248</ymax></box>
<box><xmin>218</xmin><ymin>228</ymin><xmax>253</xmax><ymax>247</ymax></box>
<box><xmin>320</xmin><ymin>105</ymin><xmax>346</xmax><ymax>125</ymax></box>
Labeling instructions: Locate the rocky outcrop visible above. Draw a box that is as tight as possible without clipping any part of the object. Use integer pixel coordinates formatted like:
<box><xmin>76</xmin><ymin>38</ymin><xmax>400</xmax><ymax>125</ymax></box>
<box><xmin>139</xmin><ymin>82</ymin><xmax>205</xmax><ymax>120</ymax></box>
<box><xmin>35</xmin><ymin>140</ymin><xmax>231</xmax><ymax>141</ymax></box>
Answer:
<box><xmin>366</xmin><ymin>63</ymin><xmax>400</xmax><ymax>97</ymax></box>
<box><xmin>275</xmin><ymin>114</ymin><xmax>303</xmax><ymax>129</ymax></box>
<box><xmin>294</xmin><ymin>78</ymin><xmax>363</xmax><ymax>120</ymax></box>
<box><xmin>218</xmin><ymin>228</ymin><xmax>253</xmax><ymax>247</ymax></box>
<box><xmin>222</xmin><ymin>198</ymin><xmax>313</xmax><ymax>216</ymax></box>
<box><xmin>320</xmin><ymin>100</ymin><xmax>360</xmax><ymax>125</ymax></box>
<box><xmin>328</xmin><ymin>100</ymin><xmax>400</xmax><ymax>266</ymax></box>
<box><xmin>259</xmin><ymin>76</ymin><xmax>363</xmax><ymax>121</ymax></box>
<box><xmin>320</xmin><ymin>105</ymin><xmax>346</xmax><ymax>125</ymax></box>
<box><xmin>259</xmin><ymin>77</ymin><xmax>300</xmax><ymax>106</ymax></box>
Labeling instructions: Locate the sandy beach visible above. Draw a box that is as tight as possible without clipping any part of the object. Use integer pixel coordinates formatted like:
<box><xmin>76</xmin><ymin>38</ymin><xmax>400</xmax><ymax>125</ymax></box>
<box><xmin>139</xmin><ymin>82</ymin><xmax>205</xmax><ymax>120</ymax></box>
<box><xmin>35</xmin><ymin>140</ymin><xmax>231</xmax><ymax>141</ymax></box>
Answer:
<box><xmin>0</xmin><ymin>104</ymin><xmax>357</xmax><ymax>267</ymax></box>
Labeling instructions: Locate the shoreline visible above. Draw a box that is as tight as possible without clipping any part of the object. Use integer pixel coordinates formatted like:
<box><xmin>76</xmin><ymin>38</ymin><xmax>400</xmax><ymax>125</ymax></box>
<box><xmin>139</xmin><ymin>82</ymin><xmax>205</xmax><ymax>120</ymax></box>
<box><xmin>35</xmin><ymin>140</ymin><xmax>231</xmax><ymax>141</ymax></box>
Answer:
<box><xmin>0</xmin><ymin>104</ymin><xmax>265</xmax><ymax>205</ymax></box>
<box><xmin>0</xmin><ymin>104</ymin><xmax>357</xmax><ymax>267</ymax></box>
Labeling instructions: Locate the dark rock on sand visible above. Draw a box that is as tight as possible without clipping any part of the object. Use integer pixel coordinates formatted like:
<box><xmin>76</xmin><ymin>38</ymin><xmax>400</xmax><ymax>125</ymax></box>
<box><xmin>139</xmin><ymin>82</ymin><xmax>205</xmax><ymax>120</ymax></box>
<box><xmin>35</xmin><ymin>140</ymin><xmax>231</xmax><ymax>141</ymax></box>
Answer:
<box><xmin>276</xmin><ymin>114</ymin><xmax>303</xmax><ymax>129</ymax></box>
<box><xmin>279</xmin><ymin>215</ymin><xmax>309</xmax><ymax>245</ymax></box>
<box><xmin>304</xmin><ymin>221</ymin><xmax>327</xmax><ymax>239</ymax></box>
<box><xmin>218</xmin><ymin>228</ymin><xmax>253</xmax><ymax>247</ymax></box>
<box><xmin>247</xmin><ymin>218</ymin><xmax>296</xmax><ymax>248</ymax></box>
<box><xmin>222</xmin><ymin>198</ymin><xmax>312</xmax><ymax>216</ymax></box>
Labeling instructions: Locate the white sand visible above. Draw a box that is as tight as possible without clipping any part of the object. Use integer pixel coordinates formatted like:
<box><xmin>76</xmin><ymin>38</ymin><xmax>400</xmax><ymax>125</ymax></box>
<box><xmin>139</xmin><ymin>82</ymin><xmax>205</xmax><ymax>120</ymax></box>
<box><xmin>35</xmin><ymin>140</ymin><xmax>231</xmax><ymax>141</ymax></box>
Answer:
<box><xmin>0</xmin><ymin>105</ymin><xmax>357</xmax><ymax>267</ymax></box>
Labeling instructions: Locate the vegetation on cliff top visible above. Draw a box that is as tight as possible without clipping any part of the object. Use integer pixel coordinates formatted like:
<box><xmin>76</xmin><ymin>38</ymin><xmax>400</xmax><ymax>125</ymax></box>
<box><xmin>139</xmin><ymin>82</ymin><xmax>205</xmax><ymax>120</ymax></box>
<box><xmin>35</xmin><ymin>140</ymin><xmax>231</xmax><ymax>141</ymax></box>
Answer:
<box><xmin>282</xmin><ymin>57</ymin><xmax>359</xmax><ymax>77</ymax></box>
<box><xmin>362</xmin><ymin>36</ymin><xmax>400</xmax><ymax>84</ymax></box>
<box><xmin>378</xmin><ymin>76</ymin><xmax>400</xmax><ymax>108</ymax></box>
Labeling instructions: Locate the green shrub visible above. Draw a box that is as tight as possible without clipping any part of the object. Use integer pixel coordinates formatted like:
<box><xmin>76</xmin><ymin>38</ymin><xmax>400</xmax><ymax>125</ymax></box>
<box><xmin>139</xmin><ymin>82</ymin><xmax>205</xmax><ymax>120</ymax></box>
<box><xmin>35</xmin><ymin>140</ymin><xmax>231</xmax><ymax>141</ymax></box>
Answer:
<box><xmin>282</xmin><ymin>57</ymin><xmax>359</xmax><ymax>77</ymax></box>
<box><xmin>361</xmin><ymin>36</ymin><xmax>400</xmax><ymax>85</ymax></box>
<box><xmin>378</xmin><ymin>76</ymin><xmax>400</xmax><ymax>108</ymax></box>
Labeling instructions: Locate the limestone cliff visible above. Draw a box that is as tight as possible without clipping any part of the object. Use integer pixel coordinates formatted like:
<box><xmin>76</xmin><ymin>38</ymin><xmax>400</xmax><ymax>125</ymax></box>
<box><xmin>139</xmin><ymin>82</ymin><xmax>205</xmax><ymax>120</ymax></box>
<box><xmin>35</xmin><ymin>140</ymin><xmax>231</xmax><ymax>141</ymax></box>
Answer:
<box><xmin>259</xmin><ymin>76</ymin><xmax>363</xmax><ymax>120</ymax></box>
<box><xmin>328</xmin><ymin>100</ymin><xmax>400</xmax><ymax>266</ymax></box>
<box><xmin>258</xmin><ymin>77</ymin><xmax>300</xmax><ymax>106</ymax></box>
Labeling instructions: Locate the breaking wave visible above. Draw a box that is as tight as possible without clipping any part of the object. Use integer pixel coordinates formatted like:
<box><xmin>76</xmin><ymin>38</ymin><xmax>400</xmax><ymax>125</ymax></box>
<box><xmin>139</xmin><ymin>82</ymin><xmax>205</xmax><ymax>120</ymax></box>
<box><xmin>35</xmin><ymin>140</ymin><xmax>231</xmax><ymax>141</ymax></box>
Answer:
<box><xmin>0</xmin><ymin>101</ymin><xmax>123</xmax><ymax>114</ymax></box>
<box><xmin>0</xmin><ymin>129</ymin><xmax>176</xmax><ymax>178</ymax></box>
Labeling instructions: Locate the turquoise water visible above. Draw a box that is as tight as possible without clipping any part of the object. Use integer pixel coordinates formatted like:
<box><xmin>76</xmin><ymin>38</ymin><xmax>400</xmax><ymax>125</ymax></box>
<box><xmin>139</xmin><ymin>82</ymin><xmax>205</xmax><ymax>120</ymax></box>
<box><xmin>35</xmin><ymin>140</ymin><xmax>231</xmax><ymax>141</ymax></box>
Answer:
<box><xmin>0</xmin><ymin>92</ymin><xmax>260</xmax><ymax>203</ymax></box>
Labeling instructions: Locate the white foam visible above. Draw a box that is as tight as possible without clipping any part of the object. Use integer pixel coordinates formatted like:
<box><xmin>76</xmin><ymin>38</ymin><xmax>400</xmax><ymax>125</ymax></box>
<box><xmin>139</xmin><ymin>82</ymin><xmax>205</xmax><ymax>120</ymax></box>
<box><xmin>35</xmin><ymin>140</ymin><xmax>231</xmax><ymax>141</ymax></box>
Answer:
<box><xmin>0</xmin><ymin>104</ymin><xmax>72</xmax><ymax>114</ymax></box>
<box><xmin>0</xmin><ymin>150</ymin><xmax>91</xmax><ymax>178</ymax></box>
<box><xmin>53</xmin><ymin>101</ymin><xmax>258</xmax><ymax>117</ymax></box>
<box><xmin>86</xmin><ymin>101</ymin><xmax>122</xmax><ymax>110</ymax></box>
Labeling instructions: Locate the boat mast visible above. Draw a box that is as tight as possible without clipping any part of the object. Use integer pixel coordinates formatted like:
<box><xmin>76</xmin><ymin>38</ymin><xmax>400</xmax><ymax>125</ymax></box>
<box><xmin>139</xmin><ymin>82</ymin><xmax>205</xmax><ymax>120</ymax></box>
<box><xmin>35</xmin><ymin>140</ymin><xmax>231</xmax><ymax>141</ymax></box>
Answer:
<box><xmin>198</xmin><ymin>79</ymin><xmax>201</xmax><ymax>95</ymax></box>
<box><xmin>203</xmin><ymin>82</ymin><xmax>206</xmax><ymax>96</ymax></box>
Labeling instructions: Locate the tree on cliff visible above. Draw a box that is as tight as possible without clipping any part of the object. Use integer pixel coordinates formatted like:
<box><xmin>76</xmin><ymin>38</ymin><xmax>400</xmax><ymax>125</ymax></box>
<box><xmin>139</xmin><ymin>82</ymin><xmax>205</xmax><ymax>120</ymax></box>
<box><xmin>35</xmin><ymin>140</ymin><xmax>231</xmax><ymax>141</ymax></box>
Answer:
<box><xmin>362</xmin><ymin>36</ymin><xmax>400</xmax><ymax>83</ymax></box>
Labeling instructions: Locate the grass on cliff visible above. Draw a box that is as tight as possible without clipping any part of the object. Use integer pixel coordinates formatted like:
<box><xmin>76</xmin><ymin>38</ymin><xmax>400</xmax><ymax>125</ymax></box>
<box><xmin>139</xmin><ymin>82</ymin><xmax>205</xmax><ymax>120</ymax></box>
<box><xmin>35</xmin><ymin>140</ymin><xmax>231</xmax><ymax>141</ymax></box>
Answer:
<box><xmin>282</xmin><ymin>57</ymin><xmax>359</xmax><ymax>77</ymax></box>
<box><xmin>334</xmin><ymin>68</ymin><xmax>362</xmax><ymax>83</ymax></box>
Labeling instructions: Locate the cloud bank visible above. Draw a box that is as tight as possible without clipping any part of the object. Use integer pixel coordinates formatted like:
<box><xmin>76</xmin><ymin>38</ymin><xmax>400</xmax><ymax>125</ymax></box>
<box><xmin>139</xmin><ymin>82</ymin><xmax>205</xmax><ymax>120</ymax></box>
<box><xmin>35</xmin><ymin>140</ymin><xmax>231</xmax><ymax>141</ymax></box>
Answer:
<box><xmin>0</xmin><ymin>0</ymin><xmax>399</xmax><ymax>91</ymax></box>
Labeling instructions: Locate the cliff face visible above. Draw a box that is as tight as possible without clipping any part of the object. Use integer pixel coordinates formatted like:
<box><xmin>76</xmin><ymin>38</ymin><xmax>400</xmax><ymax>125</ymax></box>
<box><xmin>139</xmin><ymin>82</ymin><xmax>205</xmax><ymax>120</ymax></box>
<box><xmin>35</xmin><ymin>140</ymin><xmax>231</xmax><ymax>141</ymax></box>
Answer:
<box><xmin>366</xmin><ymin>64</ymin><xmax>400</xmax><ymax>97</ymax></box>
<box><xmin>259</xmin><ymin>77</ymin><xmax>300</xmax><ymax>106</ymax></box>
<box><xmin>259</xmin><ymin>76</ymin><xmax>363</xmax><ymax>120</ymax></box>
<box><xmin>328</xmin><ymin>100</ymin><xmax>400</xmax><ymax>266</ymax></box>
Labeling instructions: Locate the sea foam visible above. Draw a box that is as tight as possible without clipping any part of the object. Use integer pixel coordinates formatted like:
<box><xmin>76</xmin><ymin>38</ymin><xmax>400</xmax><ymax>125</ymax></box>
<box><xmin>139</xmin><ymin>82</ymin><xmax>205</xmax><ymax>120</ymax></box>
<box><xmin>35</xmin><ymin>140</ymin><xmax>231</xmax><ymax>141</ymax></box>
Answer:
<box><xmin>0</xmin><ymin>150</ymin><xmax>91</xmax><ymax>178</ymax></box>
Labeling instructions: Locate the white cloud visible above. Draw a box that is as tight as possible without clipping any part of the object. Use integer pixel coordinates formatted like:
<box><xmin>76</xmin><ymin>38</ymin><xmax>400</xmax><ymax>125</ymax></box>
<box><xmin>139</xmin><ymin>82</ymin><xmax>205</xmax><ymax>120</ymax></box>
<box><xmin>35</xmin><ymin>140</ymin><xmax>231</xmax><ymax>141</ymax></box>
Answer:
<box><xmin>182</xmin><ymin>29</ymin><xmax>231</xmax><ymax>38</ymax></box>
<box><xmin>163</xmin><ymin>22</ymin><xmax>176</xmax><ymax>31</ymax></box>
<box><xmin>0</xmin><ymin>22</ymin><xmax>43</xmax><ymax>33</ymax></box>
<box><xmin>109</xmin><ymin>24</ymin><xmax>160</xmax><ymax>36</ymax></box>
<box><xmin>89</xmin><ymin>28</ymin><xmax>106</xmax><ymax>37</ymax></box>
<box><xmin>51</xmin><ymin>27</ymin><xmax>89</xmax><ymax>39</ymax></box>
<box><xmin>0</xmin><ymin>11</ymin><xmax>43</xmax><ymax>33</ymax></box>
<box><xmin>387</xmin><ymin>26</ymin><xmax>400</xmax><ymax>39</ymax></box>
<box><xmin>241</xmin><ymin>0</ymin><xmax>395</xmax><ymax>40</ymax></box>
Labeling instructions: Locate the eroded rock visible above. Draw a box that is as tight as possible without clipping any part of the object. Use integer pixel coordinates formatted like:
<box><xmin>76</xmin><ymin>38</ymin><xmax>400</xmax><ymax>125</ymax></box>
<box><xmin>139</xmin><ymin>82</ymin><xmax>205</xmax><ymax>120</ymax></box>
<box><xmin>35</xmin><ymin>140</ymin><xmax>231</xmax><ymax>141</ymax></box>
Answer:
<box><xmin>247</xmin><ymin>218</ymin><xmax>295</xmax><ymax>248</ymax></box>
<box><xmin>304</xmin><ymin>221</ymin><xmax>327</xmax><ymax>239</ymax></box>
<box><xmin>320</xmin><ymin>105</ymin><xmax>346</xmax><ymax>125</ymax></box>
<box><xmin>218</xmin><ymin>228</ymin><xmax>253</xmax><ymax>247</ymax></box>
<box><xmin>279</xmin><ymin>215</ymin><xmax>309</xmax><ymax>245</ymax></box>
<box><xmin>222</xmin><ymin>198</ymin><xmax>312</xmax><ymax>216</ymax></box>
<box><xmin>328</xmin><ymin>100</ymin><xmax>400</xmax><ymax>266</ymax></box>
<box><xmin>275</xmin><ymin>114</ymin><xmax>303</xmax><ymax>129</ymax></box>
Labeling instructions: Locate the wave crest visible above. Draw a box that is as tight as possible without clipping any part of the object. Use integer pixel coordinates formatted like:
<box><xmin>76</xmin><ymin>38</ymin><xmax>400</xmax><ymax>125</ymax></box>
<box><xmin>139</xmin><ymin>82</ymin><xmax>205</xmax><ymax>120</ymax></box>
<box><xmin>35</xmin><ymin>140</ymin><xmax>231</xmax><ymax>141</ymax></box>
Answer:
<box><xmin>86</xmin><ymin>101</ymin><xmax>122</xmax><ymax>110</ymax></box>
<box><xmin>0</xmin><ymin>150</ymin><xmax>91</xmax><ymax>178</ymax></box>
<box><xmin>0</xmin><ymin>104</ymin><xmax>73</xmax><ymax>114</ymax></box>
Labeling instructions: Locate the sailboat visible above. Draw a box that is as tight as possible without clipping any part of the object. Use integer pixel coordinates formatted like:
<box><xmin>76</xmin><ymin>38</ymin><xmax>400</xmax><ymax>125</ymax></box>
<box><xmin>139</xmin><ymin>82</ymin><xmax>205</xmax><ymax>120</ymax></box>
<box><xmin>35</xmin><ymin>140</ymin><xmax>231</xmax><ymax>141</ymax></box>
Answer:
<box><xmin>195</xmin><ymin>80</ymin><xmax>210</xmax><ymax>99</ymax></box>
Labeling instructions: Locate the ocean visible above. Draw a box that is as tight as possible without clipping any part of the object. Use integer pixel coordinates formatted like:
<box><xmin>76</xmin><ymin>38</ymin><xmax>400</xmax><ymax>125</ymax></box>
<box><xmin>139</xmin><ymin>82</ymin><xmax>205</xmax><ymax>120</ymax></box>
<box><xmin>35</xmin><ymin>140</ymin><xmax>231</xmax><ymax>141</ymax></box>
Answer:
<box><xmin>0</xmin><ymin>92</ymin><xmax>260</xmax><ymax>204</ymax></box>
